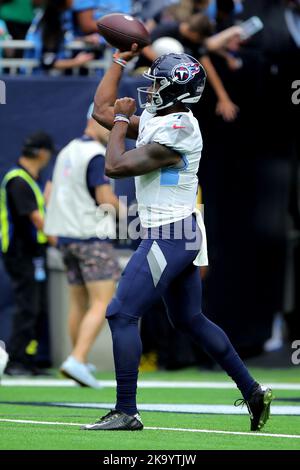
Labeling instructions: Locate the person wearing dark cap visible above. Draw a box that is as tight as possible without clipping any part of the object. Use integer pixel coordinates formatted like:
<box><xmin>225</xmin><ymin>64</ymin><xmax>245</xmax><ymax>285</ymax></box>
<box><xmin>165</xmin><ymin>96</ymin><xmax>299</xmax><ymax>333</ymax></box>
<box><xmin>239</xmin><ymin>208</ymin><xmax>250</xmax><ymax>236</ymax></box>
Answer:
<box><xmin>0</xmin><ymin>131</ymin><xmax>56</xmax><ymax>376</ymax></box>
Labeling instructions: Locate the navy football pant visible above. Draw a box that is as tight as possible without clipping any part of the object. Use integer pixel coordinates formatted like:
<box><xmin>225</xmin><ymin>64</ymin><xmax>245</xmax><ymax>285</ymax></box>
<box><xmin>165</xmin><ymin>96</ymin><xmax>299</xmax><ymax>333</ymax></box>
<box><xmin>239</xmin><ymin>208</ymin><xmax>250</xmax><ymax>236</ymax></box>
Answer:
<box><xmin>107</xmin><ymin>216</ymin><xmax>256</xmax><ymax>415</ymax></box>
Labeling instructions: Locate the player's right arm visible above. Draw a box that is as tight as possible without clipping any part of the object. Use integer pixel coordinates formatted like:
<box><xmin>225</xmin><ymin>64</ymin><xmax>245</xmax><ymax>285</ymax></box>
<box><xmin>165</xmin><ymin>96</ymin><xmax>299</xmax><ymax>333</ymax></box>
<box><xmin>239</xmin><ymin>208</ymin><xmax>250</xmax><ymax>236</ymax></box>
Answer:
<box><xmin>93</xmin><ymin>44</ymin><xmax>140</xmax><ymax>140</ymax></box>
<box><xmin>104</xmin><ymin>98</ymin><xmax>181</xmax><ymax>178</ymax></box>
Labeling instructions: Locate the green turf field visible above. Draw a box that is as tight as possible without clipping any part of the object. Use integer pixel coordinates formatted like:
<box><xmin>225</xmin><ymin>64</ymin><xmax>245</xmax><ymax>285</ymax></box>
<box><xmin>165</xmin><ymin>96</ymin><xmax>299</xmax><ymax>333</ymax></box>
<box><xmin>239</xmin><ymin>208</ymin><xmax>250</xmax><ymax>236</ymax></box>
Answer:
<box><xmin>0</xmin><ymin>368</ymin><xmax>300</xmax><ymax>450</ymax></box>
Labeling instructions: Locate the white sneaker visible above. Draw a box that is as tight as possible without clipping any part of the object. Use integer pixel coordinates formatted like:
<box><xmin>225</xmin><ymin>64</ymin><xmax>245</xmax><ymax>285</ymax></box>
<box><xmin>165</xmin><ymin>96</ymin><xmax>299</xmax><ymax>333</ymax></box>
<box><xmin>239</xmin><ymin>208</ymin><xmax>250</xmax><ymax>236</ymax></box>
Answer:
<box><xmin>87</xmin><ymin>363</ymin><xmax>97</xmax><ymax>373</ymax></box>
<box><xmin>60</xmin><ymin>356</ymin><xmax>101</xmax><ymax>389</ymax></box>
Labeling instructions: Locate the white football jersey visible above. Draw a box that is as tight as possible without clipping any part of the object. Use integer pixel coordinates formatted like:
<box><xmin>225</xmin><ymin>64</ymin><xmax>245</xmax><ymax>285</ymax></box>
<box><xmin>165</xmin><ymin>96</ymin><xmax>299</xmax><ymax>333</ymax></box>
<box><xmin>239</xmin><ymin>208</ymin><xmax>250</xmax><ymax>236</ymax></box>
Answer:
<box><xmin>135</xmin><ymin>109</ymin><xmax>203</xmax><ymax>228</ymax></box>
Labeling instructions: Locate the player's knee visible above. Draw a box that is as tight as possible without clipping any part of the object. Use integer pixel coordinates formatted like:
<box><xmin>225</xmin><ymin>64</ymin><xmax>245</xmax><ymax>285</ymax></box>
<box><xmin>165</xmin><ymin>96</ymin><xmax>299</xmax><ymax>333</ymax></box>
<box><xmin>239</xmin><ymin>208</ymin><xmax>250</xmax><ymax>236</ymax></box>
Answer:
<box><xmin>107</xmin><ymin>297</ymin><xmax>139</xmax><ymax>331</ymax></box>
<box><xmin>174</xmin><ymin>311</ymin><xmax>205</xmax><ymax>334</ymax></box>
<box><xmin>106</xmin><ymin>296</ymin><xmax>120</xmax><ymax>319</ymax></box>
<box><xmin>108</xmin><ymin>314</ymin><xmax>138</xmax><ymax>336</ymax></box>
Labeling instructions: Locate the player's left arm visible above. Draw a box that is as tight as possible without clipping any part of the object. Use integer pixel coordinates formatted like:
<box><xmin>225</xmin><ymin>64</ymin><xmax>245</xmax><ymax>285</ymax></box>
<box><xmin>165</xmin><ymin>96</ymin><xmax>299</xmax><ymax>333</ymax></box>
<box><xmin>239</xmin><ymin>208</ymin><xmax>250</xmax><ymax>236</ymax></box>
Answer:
<box><xmin>105</xmin><ymin>98</ymin><xmax>181</xmax><ymax>178</ymax></box>
<box><xmin>93</xmin><ymin>45</ymin><xmax>140</xmax><ymax>140</ymax></box>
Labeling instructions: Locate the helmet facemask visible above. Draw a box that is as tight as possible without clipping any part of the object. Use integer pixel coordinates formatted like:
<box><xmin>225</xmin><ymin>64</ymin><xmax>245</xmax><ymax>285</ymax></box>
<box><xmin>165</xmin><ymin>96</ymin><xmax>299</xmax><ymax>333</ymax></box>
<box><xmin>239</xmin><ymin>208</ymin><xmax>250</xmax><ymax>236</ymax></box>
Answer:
<box><xmin>137</xmin><ymin>71</ymin><xmax>173</xmax><ymax>114</ymax></box>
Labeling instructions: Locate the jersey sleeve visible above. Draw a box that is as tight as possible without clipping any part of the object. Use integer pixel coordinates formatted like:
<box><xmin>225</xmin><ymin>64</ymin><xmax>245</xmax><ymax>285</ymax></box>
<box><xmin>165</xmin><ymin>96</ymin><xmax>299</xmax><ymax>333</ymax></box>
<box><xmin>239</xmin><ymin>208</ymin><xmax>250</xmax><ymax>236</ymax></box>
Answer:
<box><xmin>152</xmin><ymin>114</ymin><xmax>197</xmax><ymax>155</ymax></box>
<box><xmin>86</xmin><ymin>155</ymin><xmax>110</xmax><ymax>188</ymax></box>
<box><xmin>6</xmin><ymin>177</ymin><xmax>38</xmax><ymax>216</ymax></box>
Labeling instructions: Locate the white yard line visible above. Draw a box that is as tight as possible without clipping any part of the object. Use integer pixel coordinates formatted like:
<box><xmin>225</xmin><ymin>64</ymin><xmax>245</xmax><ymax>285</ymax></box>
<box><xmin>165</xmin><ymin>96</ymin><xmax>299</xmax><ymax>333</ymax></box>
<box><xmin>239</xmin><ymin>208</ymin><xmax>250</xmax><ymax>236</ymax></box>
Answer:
<box><xmin>48</xmin><ymin>402</ymin><xmax>300</xmax><ymax>416</ymax></box>
<box><xmin>1</xmin><ymin>400</ymin><xmax>300</xmax><ymax>415</ymax></box>
<box><xmin>145</xmin><ymin>426</ymin><xmax>300</xmax><ymax>439</ymax></box>
<box><xmin>2</xmin><ymin>378</ymin><xmax>300</xmax><ymax>390</ymax></box>
<box><xmin>0</xmin><ymin>418</ymin><xmax>299</xmax><ymax>440</ymax></box>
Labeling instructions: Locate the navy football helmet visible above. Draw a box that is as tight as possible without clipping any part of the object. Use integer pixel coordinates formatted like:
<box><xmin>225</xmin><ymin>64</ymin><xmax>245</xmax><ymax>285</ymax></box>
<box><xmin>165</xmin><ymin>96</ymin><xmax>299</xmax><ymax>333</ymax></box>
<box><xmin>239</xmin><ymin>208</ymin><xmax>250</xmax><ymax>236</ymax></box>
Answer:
<box><xmin>137</xmin><ymin>53</ymin><xmax>207</xmax><ymax>114</ymax></box>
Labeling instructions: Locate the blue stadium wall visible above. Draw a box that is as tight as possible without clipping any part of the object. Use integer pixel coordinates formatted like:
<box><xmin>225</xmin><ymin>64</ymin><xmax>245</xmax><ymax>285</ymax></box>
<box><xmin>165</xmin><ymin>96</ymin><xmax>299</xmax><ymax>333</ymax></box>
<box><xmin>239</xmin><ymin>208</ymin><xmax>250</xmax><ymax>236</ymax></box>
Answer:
<box><xmin>0</xmin><ymin>75</ymin><xmax>146</xmax><ymax>353</ymax></box>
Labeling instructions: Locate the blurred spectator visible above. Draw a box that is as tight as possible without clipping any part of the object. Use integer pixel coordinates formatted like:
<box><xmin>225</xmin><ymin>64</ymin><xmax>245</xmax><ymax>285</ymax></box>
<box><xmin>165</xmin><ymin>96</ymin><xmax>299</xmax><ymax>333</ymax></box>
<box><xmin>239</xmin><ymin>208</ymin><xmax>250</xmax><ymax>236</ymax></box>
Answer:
<box><xmin>252</xmin><ymin>0</ymin><xmax>300</xmax><ymax>341</ymax></box>
<box><xmin>137</xmin><ymin>13</ymin><xmax>241</xmax><ymax>121</ymax></box>
<box><xmin>152</xmin><ymin>36</ymin><xmax>184</xmax><ymax>55</ymax></box>
<box><xmin>284</xmin><ymin>0</ymin><xmax>300</xmax><ymax>47</ymax></box>
<box><xmin>167</xmin><ymin>0</ymin><xmax>209</xmax><ymax>22</ymax></box>
<box><xmin>166</xmin><ymin>1</ymin><xmax>243</xmax><ymax>23</ymax></box>
<box><xmin>0</xmin><ymin>17</ymin><xmax>8</xmax><ymax>38</ymax></box>
<box><xmin>25</xmin><ymin>0</ymin><xmax>94</xmax><ymax>74</ymax></box>
<box><xmin>0</xmin><ymin>17</ymin><xmax>9</xmax><ymax>69</ymax></box>
<box><xmin>194</xmin><ymin>0</ymin><xmax>300</xmax><ymax>356</ymax></box>
<box><xmin>70</xmin><ymin>0</ymin><xmax>132</xmax><ymax>35</ymax></box>
<box><xmin>132</xmin><ymin>0</ymin><xmax>180</xmax><ymax>25</ymax></box>
<box><xmin>137</xmin><ymin>13</ymin><xmax>234</xmax><ymax>65</ymax></box>
<box><xmin>0</xmin><ymin>0</ymin><xmax>40</xmax><ymax>40</ymax></box>
<box><xmin>205</xmin><ymin>0</ymin><xmax>244</xmax><ymax>26</ymax></box>
<box><xmin>45</xmin><ymin>106</ymin><xmax>122</xmax><ymax>388</ymax></box>
<box><xmin>1</xmin><ymin>132</ymin><xmax>55</xmax><ymax>376</ymax></box>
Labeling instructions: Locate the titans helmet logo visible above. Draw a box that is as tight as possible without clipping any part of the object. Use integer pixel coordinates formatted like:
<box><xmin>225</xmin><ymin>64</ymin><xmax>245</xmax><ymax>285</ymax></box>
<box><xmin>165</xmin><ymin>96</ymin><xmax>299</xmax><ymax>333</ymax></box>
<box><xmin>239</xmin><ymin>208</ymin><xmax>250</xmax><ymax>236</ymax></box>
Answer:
<box><xmin>171</xmin><ymin>62</ymin><xmax>200</xmax><ymax>84</ymax></box>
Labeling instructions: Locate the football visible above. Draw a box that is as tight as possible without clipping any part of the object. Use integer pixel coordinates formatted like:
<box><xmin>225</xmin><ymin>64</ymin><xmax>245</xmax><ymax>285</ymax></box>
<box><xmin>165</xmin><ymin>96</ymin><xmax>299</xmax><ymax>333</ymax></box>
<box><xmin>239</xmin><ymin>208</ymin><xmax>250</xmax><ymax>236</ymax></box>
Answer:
<box><xmin>97</xmin><ymin>13</ymin><xmax>150</xmax><ymax>52</ymax></box>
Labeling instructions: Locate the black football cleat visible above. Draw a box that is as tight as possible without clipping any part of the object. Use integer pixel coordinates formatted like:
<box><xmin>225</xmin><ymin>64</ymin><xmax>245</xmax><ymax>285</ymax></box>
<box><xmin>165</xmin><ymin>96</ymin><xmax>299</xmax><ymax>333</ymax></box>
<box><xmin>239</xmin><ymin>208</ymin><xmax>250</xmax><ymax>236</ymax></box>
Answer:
<box><xmin>81</xmin><ymin>410</ymin><xmax>143</xmax><ymax>431</ymax></box>
<box><xmin>235</xmin><ymin>384</ymin><xmax>274</xmax><ymax>431</ymax></box>
<box><xmin>4</xmin><ymin>362</ymin><xmax>34</xmax><ymax>376</ymax></box>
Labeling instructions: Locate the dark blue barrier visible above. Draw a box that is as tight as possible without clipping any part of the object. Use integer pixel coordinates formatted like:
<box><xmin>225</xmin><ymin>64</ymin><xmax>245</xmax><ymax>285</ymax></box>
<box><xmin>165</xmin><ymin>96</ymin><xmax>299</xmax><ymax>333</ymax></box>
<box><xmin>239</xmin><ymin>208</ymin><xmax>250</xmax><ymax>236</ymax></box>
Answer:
<box><xmin>0</xmin><ymin>74</ymin><xmax>146</xmax><ymax>348</ymax></box>
<box><xmin>0</xmin><ymin>74</ymin><xmax>146</xmax><ymax>180</ymax></box>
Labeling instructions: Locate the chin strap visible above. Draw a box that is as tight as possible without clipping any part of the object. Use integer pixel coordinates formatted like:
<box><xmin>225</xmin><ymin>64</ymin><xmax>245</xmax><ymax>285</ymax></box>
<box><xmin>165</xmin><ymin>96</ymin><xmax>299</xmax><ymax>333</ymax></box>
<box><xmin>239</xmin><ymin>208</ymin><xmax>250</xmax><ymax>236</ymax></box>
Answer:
<box><xmin>154</xmin><ymin>92</ymin><xmax>191</xmax><ymax>112</ymax></box>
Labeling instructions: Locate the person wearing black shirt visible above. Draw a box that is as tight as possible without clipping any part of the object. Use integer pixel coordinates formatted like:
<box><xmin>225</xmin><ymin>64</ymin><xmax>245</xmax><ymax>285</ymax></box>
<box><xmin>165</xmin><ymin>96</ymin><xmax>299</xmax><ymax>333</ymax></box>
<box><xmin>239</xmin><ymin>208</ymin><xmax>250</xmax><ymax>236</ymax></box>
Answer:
<box><xmin>1</xmin><ymin>132</ymin><xmax>55</xmax><ymax>376</ymax></box>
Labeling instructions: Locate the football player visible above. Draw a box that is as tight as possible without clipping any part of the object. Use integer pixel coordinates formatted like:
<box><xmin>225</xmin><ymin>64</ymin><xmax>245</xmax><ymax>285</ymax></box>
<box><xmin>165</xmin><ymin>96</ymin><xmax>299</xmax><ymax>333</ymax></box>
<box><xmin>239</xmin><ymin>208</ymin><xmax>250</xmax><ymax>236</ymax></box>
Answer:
<box><xmin>82</xmin><ymin>45</ymin><xmax>273</xmax><ymax>432</ymax></box>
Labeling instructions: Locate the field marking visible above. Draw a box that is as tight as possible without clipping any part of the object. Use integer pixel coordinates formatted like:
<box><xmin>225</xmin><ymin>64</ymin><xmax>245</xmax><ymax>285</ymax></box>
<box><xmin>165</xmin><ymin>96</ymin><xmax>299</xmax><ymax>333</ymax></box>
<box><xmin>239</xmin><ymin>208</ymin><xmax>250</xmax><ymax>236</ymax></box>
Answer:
<box><xmin>50</xmin><ymin>402</ymin><xmax>300</xmax><ymax>416</ymax></box>
<box><xmin>0</xmin><ymin>418</ymin><xmax>299</xmax><ymax>440</ymax></box>
<box><xmin>1</xmin><ymin>400</ymin><xmax>300</xmax><ymax>416</ymax></box>
<box><xmin>2</xmin><ymin>378</ymin><xmax>300</xmax><ymax>390</ymax></box>
<box><xmin>146</xmin><ymin>426</ymin><xmax>300</xmax><ymax>439</ymax></box>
